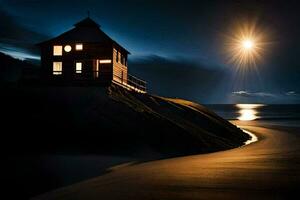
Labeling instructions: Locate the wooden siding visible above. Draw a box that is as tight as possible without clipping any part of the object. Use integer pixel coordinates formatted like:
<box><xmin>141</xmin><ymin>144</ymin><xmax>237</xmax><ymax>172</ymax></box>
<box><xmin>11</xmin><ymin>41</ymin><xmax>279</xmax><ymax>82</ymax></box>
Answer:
<box><xmin>39</xmin><ymin>41</ymin><xmax>145</xmax><ymax>91</ymax></box>
<box><xmin>112</xmin><ymin>48</ymin><xmax>128</xmax><ymax>84</ymax></box>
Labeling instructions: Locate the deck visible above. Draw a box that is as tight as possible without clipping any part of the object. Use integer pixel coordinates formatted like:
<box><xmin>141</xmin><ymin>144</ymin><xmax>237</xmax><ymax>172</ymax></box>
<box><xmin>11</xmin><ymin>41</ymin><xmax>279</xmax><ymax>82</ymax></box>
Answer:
<box><xmin>113</xmin><ymin>73</ymin><xmax>147</xmax><ymax>93</ymax></box>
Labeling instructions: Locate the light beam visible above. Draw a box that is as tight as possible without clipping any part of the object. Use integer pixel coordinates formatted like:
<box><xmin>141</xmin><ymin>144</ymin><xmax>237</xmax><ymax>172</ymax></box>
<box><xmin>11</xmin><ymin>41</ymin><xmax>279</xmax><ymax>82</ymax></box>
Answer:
<box><xmin>224</xmin><ymin>21</ymin><xmax>268</xmax><ymax>68</ymax></box>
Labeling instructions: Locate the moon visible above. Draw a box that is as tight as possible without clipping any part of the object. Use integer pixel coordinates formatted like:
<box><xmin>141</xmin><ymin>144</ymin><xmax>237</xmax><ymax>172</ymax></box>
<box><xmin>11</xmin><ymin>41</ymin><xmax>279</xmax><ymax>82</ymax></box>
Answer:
<box><xmin>242</xmin><ymin>39</ymin><xmax>254</xmax><ymax>50</ymax></box>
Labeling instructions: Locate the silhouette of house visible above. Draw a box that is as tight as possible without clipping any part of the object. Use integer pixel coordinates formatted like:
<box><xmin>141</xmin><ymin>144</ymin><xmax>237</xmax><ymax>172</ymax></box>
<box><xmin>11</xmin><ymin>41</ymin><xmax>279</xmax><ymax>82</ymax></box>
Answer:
<box><xmin>38</xmin><ymin>17</ymin><xmax>146</xmax><ymax>92</ymax></box>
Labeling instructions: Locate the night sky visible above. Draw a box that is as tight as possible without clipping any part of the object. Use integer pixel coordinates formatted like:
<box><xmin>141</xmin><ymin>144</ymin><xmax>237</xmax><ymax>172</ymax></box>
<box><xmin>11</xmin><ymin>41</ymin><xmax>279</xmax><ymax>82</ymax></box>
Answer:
<box><xmin>1</xmin><ymin>0</ymin><xmax>300</xmax><ymax>103</ymax></box>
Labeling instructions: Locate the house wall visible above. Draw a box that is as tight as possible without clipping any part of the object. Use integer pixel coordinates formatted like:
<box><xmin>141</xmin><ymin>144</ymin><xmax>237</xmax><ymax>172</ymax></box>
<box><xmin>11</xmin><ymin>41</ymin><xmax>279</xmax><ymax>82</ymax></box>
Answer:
<box><xmin>40</xmin><ymin>42</ymin><xmax>114</xmax><ymax>84</ymax></box>
<box><xmin>112</xmin><ymin>48</ymin><xmax>128</xmax><ymax>84</ymax></box>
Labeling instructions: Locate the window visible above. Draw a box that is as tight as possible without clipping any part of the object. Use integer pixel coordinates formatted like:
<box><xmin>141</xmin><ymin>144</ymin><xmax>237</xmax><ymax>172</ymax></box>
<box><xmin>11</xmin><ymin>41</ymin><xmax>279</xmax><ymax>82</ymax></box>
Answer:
<box><xmin>53</xmin><ymin>46</ymin><xmax>62</xmax><ymax>56</ymax></box>
<box><xmin>115</xmin><ymin>50</ymin><xmax>118</xmax><ymax>62</ymax></box>
<box><xmin>76</xmin><ymin>44</ymin><xmax>83</xmax><ymax>50</ymax></box>
<box><xmin>118</xmin><ymin>52</ymin><xmax>121</xmax><ymax>63</ymax></box>
<box><xmin>76</xmin><ymin>62</ymin><xmax>82</xmax><ymax>73</ymax></box>
<box><xmin>121</xmin><ymin>55</ymin><xmax>126</xmax><ymax>65</ymax></box>
<box><xmin>53</xmin><ymin>62</ymin><xmax>62</xmax><ymax>75</ymax></box>
<box><xmin>99</xmin><ymin>59</ymin><xmax>112</xmax><ymax>64</ymax></box>
<box><xmin>95</xmin><ymin>63</ymin><xmax>99</xmax><ymax>78</ymax></box>
<box><xmin>64</xmin><ymin>45</ymin><xmax>72</xmax><ymax>52</ymax></box>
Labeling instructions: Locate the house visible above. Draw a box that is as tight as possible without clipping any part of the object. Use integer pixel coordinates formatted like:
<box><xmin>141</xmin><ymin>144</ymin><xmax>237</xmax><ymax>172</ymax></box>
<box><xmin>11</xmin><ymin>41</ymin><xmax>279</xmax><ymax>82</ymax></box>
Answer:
<box><xmin>38</xmin><ymin>17</ymin><xmax>146</xmax><ymax>93</ymax></box>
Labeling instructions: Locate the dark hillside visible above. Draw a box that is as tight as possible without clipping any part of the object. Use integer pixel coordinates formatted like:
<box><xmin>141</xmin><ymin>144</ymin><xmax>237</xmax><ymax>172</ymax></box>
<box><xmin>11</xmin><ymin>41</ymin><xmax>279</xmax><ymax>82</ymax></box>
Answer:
<box><xmin>1</xmin><ymin>84</ymin><xmax>249</xmax><ymax>157</ymax></box>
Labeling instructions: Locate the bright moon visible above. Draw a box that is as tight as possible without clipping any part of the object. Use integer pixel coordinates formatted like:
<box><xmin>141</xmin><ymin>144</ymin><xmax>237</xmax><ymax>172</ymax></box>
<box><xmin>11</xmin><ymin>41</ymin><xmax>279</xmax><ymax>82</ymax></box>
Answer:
<box><xmin>225</xmin><ymin>21</ymin><xmax>268</xmax><ymax>67</ymax></box>
<box><xmin>242</xmin><ymin>39</ymin><xmax>254</xmax><ymax>49</ymax></box>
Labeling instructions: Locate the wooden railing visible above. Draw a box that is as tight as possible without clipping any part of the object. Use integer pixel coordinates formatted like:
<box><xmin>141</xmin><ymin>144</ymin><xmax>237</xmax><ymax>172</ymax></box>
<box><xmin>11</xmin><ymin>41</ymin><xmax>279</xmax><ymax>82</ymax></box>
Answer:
<box><xmin>113</xmin><ymin>73</ymin><xmax>147</xmax><ymax>93</ymax></box>
<box><xmin>128</xmin><ymin>74</ymin><xmax>147</xmax><ymax>92</ymax></box>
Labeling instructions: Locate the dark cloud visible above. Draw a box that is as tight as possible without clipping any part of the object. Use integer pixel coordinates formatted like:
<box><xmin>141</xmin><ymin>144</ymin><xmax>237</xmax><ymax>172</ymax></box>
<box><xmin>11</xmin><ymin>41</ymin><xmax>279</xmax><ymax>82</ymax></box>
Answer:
<box><xmin>129</xmin><ymin>55</ymin><xmax>228</xmax><ymax>102</ymax></box>
<box><xmin>231</xmin><ymin>90</ymin><xmax>300</xmax><ymax>104</ymax></box>
<box><xmin>232</xmin><ymin>91</ymin><xmax>276</xmax><ymax>98</ymax></box>
<box><xmin>0</xmin><ymin>9</ymin><xmax>47</xmax><ymax>57</ymax></box>
<box><xmin>0</xmin><ymin>0</ymin><xmax>300</xmax><ymax>103</ymax></box>
<box><xmin>286</xmin><ymin>91</ymin><xmax>297</xmax><ymax>96</ymax></box>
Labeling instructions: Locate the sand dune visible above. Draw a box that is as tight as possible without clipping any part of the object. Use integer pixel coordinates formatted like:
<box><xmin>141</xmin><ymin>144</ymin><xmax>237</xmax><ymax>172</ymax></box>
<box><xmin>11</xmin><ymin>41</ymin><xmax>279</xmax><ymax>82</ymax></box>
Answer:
<box><xmin>34</xmin><ymin>122</ymin><xmax>300</xmax><ymax>199</ymax></box>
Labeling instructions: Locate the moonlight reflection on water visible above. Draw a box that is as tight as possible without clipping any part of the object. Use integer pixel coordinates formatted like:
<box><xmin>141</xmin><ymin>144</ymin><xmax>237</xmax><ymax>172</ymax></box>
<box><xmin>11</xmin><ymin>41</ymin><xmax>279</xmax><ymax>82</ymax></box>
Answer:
<box><xmin>236</xmin><ymin>104</ymin><xmax>265</xmax><ymax>121</ymax></box>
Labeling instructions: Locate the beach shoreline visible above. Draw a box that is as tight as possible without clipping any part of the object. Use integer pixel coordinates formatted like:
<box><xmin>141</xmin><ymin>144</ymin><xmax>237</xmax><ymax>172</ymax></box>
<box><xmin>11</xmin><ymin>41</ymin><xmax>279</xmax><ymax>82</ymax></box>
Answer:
<box><xmin>33</xmin><ymin>120</ymin><xmax>300</xmax><ymax>200</ymax></box>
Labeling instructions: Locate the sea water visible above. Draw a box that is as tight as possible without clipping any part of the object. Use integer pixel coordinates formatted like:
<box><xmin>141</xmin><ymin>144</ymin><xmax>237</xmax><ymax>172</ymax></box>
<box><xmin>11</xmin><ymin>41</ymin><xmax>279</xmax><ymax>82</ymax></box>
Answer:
<box><xmin>205</xmin><ymin>104</ymin><xmax>300</xmax><ymax>127</ymax></box>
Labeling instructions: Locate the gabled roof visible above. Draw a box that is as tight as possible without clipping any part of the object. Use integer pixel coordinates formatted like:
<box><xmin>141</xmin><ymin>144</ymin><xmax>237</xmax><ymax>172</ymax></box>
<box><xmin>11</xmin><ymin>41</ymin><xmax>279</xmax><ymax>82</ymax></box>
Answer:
<box><xmin>37</xmin><ymin>17</ymin><xmax>130</xmax><ymax>54</ymax></box>
<box><xmin>74</xmin><ymin>17</ymin><xmax>100</xmax><ymax>28</ymax></box>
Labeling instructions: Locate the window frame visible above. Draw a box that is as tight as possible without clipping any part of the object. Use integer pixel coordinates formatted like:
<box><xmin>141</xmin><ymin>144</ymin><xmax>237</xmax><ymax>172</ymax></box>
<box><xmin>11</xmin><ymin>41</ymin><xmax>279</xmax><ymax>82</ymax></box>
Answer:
<box><xmin>118</xmin><ymin>52</ymin><xmax>121</xmax><ymax>63</ymax></box>
<box><xmin>76</xmin><ymin>44</ymin><xmax>83</xmax><ymax>51</ymax></box>
<box><xmin>75</xmin><ymin>62</ymin><xmax>83</xmax><ymax>74</ymax></box>
<box><xmin>53</xmin><ymin>45</ymin><xmax>63</xmax><ymax>56</ymax></box>
<box><xmin>64</xmin><ymin>45</ymin><xmax>72</xmax><ymax>52</ymax></box>
<box><xmin>115</xmin><ymin>50</ymin><xmax>119</xmax><ymax>63</ymax></box>
<box><xmin>99</xmin><ymin>59</ymin><xmax>112</xmax><ymax>64</ymax></box>
<box><xmin>53</xmin><ymin>62</ymin><xmax>62</xmax><ymax>75</ymax></box>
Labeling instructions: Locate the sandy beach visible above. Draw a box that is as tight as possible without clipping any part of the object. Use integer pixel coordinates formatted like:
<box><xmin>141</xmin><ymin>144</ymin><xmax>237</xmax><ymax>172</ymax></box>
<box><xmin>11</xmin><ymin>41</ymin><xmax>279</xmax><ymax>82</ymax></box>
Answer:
<box><xmin>34</xmin><ymin>120</ymin><xmax>300</xmax><ymax>200</ymax></box>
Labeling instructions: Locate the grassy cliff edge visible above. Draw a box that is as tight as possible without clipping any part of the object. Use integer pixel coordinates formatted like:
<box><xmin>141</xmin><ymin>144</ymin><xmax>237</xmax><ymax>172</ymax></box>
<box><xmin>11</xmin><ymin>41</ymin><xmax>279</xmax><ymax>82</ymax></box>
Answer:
<box><xmin>2</xmin><ymin>84</ymin><xmax>249</xmax><ymax>157</ymax></box>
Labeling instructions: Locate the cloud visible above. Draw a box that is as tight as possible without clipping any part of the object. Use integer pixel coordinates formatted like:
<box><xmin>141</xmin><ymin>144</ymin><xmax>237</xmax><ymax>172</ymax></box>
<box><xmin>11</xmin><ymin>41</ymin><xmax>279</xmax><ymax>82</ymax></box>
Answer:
<box><xmin>285</xmin><ymin>91</ymin><xmax>297</xmax><ymax>96</ymax></box>
<box><xmin>232</xmin><ymin>91</ymin><xmax>276</xmax><ymax>98</ymax></box>
<box><xmin>232</xmin><ymin>91</ymin><xmax>251</xmax><ymax>97</ymax></box>
<box><xmin>231</xmin><ymin>90</ymin><xmax>300</xmax><ymax>104</ymax></box>
<box><xmin>129</xmin><ymin>54</ymin><xmax>228</xmax><ymax>102</ymax></box>
<box><xmin>0</xmin><ymin>9</ymin><xmax>47</xmax><ymax>59</ymax></box>
<box><xmin>0</xmin><ymin>43</ymin><xmax>40</xmax><ymax>61</ymax></box>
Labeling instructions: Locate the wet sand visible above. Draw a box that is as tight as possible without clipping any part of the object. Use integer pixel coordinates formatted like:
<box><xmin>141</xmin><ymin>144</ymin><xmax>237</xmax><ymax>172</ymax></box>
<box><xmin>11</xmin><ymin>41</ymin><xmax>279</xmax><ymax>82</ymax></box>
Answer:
<box><xmin>34</xmin><ymin>121</ymin><xmax>300</xmax><ymax>200</ymax></box>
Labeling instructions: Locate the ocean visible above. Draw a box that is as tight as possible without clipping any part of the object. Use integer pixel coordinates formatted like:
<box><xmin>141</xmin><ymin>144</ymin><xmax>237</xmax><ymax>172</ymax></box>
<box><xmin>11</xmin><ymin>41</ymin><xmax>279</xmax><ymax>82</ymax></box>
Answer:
<box><xmin>205</xmin><ymin>104</ymin><xmax>300</xmax><ymax>126</ymax></box>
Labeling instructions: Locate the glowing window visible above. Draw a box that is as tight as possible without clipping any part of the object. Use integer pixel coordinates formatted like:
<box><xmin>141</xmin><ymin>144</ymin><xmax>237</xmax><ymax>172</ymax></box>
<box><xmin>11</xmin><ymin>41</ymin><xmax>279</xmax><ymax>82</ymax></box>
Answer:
<box><xmin>76</xmin><ymin>44</ymin><xmax>83</xmax><ymax>50</ymax></box>
<box><xmin>115</xmin><ymin>49</ymin><xmax>118</xmax><ymax>62</ymax></box>
<box><xmin>99</xmin><ymin>59</ymin><xmax>112</xmax><ymax>64</ymax></box>
<box><xmin>64</xmin><ymin>45</ymin><xmax>72</xmax><ymax>52</ymax></box>
<box><xmin>118</xmin><ymin>52</ymin><xmax>121</xmax><ymax>63</ymax></box>
<box><xmin>95</xmin><ymin>64</ymin><xmax>99</xmax><ymax>78</ymax></box>
<box><xmin>76</xmin><ymin>62</ymin><xmax>82</xmax><ymax>73</ymax></box>
<box><xmin>53</xmin><ymin>46</ymin><xmax>62</xmax><ymax>56</ymax></box>
<box><xmin>53</xmin><ymin>62</ymin><xmax>62</xmax><ymax>75</ymax></box>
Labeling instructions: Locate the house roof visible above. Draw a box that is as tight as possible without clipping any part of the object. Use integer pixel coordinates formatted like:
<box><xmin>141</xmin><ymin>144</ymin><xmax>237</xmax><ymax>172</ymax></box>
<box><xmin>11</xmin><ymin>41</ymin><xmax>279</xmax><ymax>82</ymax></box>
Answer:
<box><xmin>38</xmin><ymin>17</ymin><xmax>130</xmax><ymax>54</ymax></box>
<box><xmin>74</xmin><ymin>17</ymin><xmax>100</xmax><ymax>28</ymax></box>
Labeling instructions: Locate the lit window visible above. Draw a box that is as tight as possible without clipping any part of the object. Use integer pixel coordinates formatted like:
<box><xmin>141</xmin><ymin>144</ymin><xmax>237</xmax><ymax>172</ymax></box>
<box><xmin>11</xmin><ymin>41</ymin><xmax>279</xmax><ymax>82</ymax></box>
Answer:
<box><xmin>76</xmin><ymin>62</ymin><xmax>82</xmax><ymax>73</ymax></box>
<box><xmin>118</xmin><ymin>52</ymin><xmax>121</xmax><ymax>63</ymax></box>
<box><xmin>115</xmin><ymin>49</ymin><xmax>118</xmax><ymax>62</ymax></box>
<box><xmin>53</xmin><ymin>62</ymin><xmax>62</xmax><ymax>75</ymax></box>
<box><xmin>76</xmin><ymin>44</ymin><xmax>83</xmax><ymax>50</ymax></box>
<box><xmin>95</xmin><ymin>64</ymin><xmax>99</xmax><ymax>78</ymax></box>
<box><xmin>53</xmin><ymin>46</ymin><xmax>62</xmax><ymax>56</ymax></box>
<box><xmin>64</xmin><ymin>45</ymin><xmax>72</xmax><ymax>52</ymax></box>
<box><xmin>99</xmin><ymin>59</ymin><xmax>112</xmax><ymax>64</ymax></box>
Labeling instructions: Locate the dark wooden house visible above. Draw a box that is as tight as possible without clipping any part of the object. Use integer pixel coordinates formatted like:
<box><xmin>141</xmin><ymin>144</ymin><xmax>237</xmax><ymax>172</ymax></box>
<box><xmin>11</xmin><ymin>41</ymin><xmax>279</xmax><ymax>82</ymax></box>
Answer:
<box><xmin>38</xmin><ymin>17</ymin><xmax>146</xmax><ymax>92</ymax></box>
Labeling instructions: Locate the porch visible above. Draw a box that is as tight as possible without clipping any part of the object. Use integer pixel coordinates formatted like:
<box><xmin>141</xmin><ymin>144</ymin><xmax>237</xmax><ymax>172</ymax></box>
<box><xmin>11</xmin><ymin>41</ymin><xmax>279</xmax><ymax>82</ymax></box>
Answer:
<box><xmin>113</xmin><ymin>73</ymin><xmax>147</xmax><ymax>93</ymax></box>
